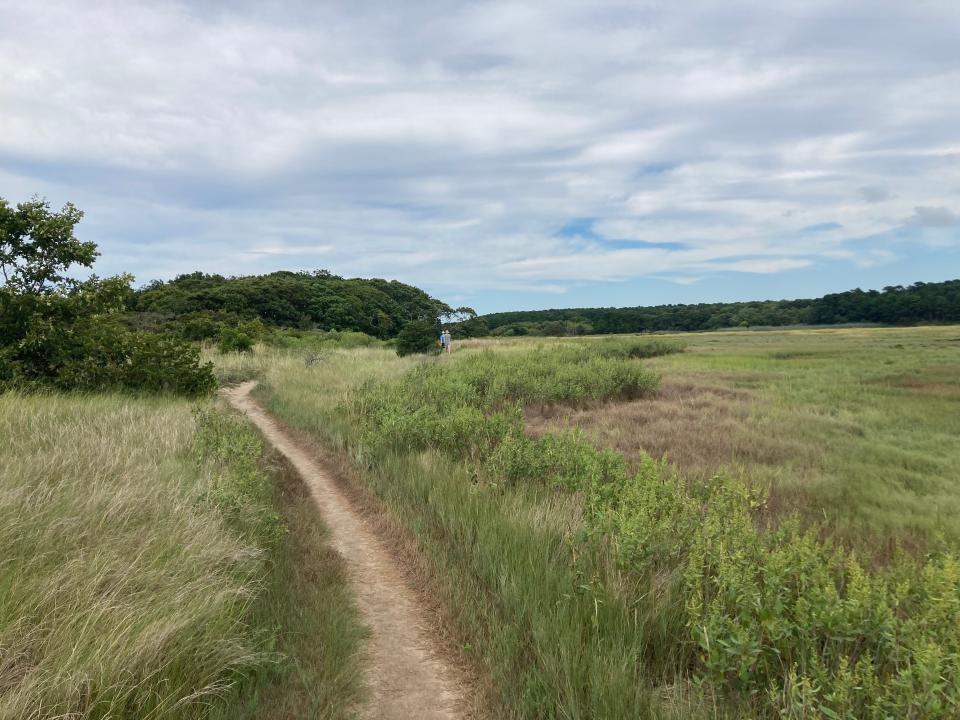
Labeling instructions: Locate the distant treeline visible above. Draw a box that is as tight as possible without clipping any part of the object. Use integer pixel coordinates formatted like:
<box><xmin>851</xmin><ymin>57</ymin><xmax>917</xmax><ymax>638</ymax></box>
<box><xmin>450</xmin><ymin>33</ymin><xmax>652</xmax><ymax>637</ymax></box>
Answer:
<box><xmin>133</xmin><ymin>270</ymin><xmax>451</xmax><ymax>339</ymax></box>
<box><xmin>473</xmin><ymin>280</ymin><xmax>960</xmax><ymax>336</ymax></box>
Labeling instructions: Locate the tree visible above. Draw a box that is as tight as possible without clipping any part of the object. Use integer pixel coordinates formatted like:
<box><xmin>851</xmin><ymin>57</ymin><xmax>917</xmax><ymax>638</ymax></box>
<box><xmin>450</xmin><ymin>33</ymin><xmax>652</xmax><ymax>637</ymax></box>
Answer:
<box><xmin>0</xmin><ymin>197</ymin><xmax>95</xmax><ymax>293</ymax></box>
<box><xmin>0</xmin><ymin>195</ymin><xmax>215</xmax><ymax>395</ymax></box>
<box><xmin>441</xmin><ymin>306</ymin><xmax>477</xmax><ymax>324</ymax></box>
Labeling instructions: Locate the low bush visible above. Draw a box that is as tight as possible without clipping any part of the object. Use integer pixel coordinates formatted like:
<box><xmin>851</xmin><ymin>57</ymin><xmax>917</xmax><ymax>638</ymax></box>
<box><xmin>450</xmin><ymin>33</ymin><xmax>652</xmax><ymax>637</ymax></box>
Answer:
<box><xmin>583</xmin><ymin>456</ymin><xmax>960</xmax><ymax>719</ymax></box>
<box><xmin>1</xmin><ymin>308</ymin><xmax>216</xmax><ymax>396</ymax></box>
<box><xmin>266</xmin><ymin>328</ymin><xmax>381</xmax><ymax>350</ymax></box>
<box><xmin>218</xmin><ymin>327</ymin><xmax>254</xmax><ymax>353</ymax></box>
<box><xmin>395</xmin><ymin>319</ymin><xmax>441</xmax><ymax>356</ymax></box>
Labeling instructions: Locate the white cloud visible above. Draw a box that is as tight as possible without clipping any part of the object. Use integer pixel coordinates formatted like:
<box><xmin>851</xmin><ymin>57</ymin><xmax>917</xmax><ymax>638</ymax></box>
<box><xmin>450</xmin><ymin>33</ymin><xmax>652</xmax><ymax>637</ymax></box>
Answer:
<box><xmin>0</xmin><ymin>0</ymin><xmax>958</xmax><ymax>307</ymax></box>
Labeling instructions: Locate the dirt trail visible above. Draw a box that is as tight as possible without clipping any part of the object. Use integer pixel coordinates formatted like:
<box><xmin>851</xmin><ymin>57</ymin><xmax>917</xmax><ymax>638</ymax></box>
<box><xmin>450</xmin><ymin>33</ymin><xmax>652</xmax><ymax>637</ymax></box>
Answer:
<box><xmin>223</xmin><ymin>381</ymin><xmax>465</xmax><ymax>720</ymax></box>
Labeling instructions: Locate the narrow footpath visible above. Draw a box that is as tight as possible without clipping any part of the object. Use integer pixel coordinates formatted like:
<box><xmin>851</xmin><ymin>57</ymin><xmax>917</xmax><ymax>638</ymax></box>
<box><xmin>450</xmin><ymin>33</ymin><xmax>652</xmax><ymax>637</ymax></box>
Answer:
<box><xmin>223</xmin><ymin>381</ymin><xmax>466</xmax><ymax>720</ymax></box>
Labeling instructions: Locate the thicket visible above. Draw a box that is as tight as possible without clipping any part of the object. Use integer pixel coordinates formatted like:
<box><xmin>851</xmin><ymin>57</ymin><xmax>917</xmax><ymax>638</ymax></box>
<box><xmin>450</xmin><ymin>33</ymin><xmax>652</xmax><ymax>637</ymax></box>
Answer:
<box><xmin>358</xmin><ymin>342</ymin><xmax>665</xmax><ymax>454</ymax></box>
<box><xmin>474</xmin><ymin>279</ymin><xmax>960</xmax><ymax>336</ymax></box>
<box><xmin>0</xmin><ymin>196</ymin><xmax>215</xmax><ymax>395</ymax></box>
<box><xmin>395</xmin><ymin>319</ymin><xmax>441</xmax><ymax>356</ymax></box>
<box><xmin>353</xmin><ymin>341</ymin><xmax>960</xmax><ymax>718</ymax></box>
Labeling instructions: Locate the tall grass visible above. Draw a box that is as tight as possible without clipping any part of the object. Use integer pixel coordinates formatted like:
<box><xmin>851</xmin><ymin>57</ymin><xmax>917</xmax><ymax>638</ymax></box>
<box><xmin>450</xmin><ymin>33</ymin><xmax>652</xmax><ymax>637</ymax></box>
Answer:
<box><xmin>245</xmin><ymin>331</ymin><xmax>960</xmax><ymax>719</ymax></box>
<box><xmin>250</xmin><ymin>343</ymin><xmax>699</xmax><ymax>718</ymax></box>
<box><xmin>0</xmin><ymin>392</ymin><xmax>365</xmax><ymax>719</ymax></box>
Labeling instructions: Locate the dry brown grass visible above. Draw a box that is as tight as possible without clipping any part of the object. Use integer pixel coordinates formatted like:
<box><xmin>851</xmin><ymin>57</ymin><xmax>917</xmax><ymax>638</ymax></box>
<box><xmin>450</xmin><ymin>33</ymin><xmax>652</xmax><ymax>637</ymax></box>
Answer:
<box><xmin>867</xmin><ymin>364</ymin><xmax>960</xmax><ymax>397</ymax></box>
<box><xmin>526</xmin><ymin>373</ymin><xmax>816</xmax><ymax>483</ymax></box>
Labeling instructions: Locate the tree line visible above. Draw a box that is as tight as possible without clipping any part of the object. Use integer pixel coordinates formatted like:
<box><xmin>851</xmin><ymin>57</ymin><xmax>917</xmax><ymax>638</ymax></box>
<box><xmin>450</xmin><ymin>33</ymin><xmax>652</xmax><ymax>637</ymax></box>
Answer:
<box><xmin>470</xmin><ymin>280</ymin><xmax>960</xmax><ymax>337</ymax></box>
<box><xmin>0</xmin><ymin>195</ymin><xmax>452</xmax><ymax>392</ymax></box>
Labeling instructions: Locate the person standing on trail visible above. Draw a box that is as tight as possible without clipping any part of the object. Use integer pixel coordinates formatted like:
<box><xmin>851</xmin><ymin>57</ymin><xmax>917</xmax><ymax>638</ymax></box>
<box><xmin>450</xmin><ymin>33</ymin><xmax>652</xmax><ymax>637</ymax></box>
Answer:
<box><xmin>441</xmin><ymin>329</ymin><xmax>452</xmax><ymax>353</ymax></box>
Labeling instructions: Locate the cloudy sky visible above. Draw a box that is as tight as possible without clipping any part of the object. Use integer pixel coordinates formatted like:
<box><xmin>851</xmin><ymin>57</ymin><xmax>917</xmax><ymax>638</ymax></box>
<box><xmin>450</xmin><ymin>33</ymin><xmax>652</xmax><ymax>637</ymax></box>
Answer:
<box><xmin>1</xmin><ymin>1</ymin><xmax>958</xmax><ymax>312</ymax></box>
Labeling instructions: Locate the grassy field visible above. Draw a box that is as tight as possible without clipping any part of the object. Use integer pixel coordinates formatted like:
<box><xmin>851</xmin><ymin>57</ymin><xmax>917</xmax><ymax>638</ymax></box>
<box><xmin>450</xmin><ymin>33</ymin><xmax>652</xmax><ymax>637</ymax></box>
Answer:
<box><xmin>233</xmin><ymin>325</ymin><xmax>960</xmax><ymax>719</ymax></box>
<box><xmin>537</xmin><ymin>326</ymin><xmax>960</xmax><ymax>551</ymax></box>
<box><xmin>0</xmin><ymin>392</ymin><xmax>365</xmax><ymax>719</ymax></box>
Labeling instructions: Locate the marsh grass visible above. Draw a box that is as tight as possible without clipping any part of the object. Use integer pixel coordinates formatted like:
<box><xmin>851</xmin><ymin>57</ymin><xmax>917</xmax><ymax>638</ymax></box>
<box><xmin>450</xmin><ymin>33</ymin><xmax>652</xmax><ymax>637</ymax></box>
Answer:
<box><xmin>245</xmin><ymin>345</ymin><xmax>705</xmax><ymax>718</ymax></box>
<box><xmin>638</xmin><ymin>326</ymin><xmax>960</xmax><ymax>548</ymax></box>
<box><xmin>224</xmin><ymin>327</ymin><xmax>960</xmax><ymax>719</ymax></box>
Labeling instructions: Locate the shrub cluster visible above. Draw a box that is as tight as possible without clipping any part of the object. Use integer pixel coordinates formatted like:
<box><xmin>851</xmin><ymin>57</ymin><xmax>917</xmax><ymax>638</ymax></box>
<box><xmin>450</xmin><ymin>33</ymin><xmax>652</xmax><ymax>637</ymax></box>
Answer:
<box><xmin>1</xmin><ymin>289</ymin><xmax>216</xmax><ymax>396</ymax></box>
<box><xmin>592</xmin><ymin>463</ymin><xmax>960</xmax><ymax>719</ymax></box>
<box><xmin>395</xmin><ymin>319</ymin><xmax>441</xmax><ymax>357</ymax></box>
<box><xmin>356</xmin><ymin>343</ymin><xmax>661</xmax><ymax>455</ymax></box>
<box><xmin>591</xmin><ymin>337</ymin><xmax>686</xmax><ymax>359</ymax></box>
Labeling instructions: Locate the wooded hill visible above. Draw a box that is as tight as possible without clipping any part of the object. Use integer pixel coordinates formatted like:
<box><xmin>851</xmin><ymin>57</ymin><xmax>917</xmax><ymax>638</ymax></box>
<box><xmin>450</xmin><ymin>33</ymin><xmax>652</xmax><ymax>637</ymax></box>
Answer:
<box><xmin>476</xmin><ymin>279</ymin><xmax>960</xmax><ymax>336</ymax></box>
<box><xmin>133</xmin><ymin>270</ymin><xmax>451</xmax><ymax>339</ymax></box>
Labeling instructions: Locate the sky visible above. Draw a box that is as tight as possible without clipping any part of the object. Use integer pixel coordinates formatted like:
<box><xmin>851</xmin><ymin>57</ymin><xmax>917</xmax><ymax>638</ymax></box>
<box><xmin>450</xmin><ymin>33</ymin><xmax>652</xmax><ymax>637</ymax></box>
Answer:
<box><xmin>1</xmin><ymin>1</ymin><xmax>958</xmax><ymax>313</ymax></box>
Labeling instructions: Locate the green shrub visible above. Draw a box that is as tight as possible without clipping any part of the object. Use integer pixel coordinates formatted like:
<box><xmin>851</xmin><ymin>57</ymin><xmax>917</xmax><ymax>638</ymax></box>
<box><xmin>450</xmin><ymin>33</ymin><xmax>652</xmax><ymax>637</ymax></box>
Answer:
<box><xmin>121</xmin><ymin>332</ymin><xmax>217</xmax><ymax>395</ymax></box>
<box><xmin>355</xmin><ymin>344</ymin><xmax>660</xmax><ymax>460</ymax></box>
<box><xmin>1</xmin><ymin>277</ymin><xmax>215</xmax><ymax>396</ymax></box>
<box><xmin>395</xmin><ymin>319</ymin><xmax>441</xmax><ymax>356</ymax></box>
<box><xmin>487</xmin><ymin>430</ymin><xmax>626</xmax><ymax>491</ymax></box>
<box><xmin>218</xmin><ymin>327</ymin><xmax>254</xmax><ymax>353</ymax></box>
<box><xmin>585</xmin><ymin>456</ymin><xmax>960</xmax><ymax>718</ymax></box>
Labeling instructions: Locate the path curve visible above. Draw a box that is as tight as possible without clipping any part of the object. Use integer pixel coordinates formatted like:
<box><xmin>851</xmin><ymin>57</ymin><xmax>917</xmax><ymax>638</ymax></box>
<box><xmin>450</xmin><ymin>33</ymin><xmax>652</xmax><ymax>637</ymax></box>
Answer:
<box><xmin>223</xmin><ymin>381</ymin><xmax>465</xmax><ymax>720</ymax></box>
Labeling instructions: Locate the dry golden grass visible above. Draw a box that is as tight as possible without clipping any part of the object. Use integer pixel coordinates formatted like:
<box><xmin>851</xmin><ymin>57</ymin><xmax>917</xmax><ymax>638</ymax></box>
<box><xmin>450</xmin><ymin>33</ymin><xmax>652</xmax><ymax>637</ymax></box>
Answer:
<box><xmin>0</xmin><ymin>393</ymin><xmax>265</xmax><ymax>719</ymax></box>
<box><xmin>526</xmin><ymin>373</ymin><xmax>816</xmax><ymax>484</ymax></box>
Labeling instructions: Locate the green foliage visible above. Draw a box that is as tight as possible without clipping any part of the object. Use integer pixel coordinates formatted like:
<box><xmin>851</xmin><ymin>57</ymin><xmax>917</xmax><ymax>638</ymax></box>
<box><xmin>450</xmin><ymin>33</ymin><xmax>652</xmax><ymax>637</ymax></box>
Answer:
<box><xmin>395</xmin><ymin>319</ymin><xmax>441</xmax><ymax>356</ymax></box>
<box><xmin>477</xmin><ymin>279</ymin><xmax>960</xmax><ymax>335</ymax></box>
<box><xmin>580</xmin><ymin>455</ymin><xmax>960</xmax><ymax>719</ymax></box>
<box><xmin>0</xmin><ymin>287</ymin><xmax>215</xmax><ymax>395</ymax></box>
<box><xmin>218</xmin><ymin>327</ymin><xmax>254</xmax><ymax>353</ymax></box>
<box><xmin>135</xmin><ymin>269</ymin><xmax>451</xmax><ymax>339</ymax></box>
<box><xmin>266</xmin><ymin>328</ymin><xmax>381</xmax><ymax>350</ymax></box>
<box><xmin>359</xmin><ymin>341</ymin><xmax>661</xmax><ymax>455</ymax></box>
<box><xmin>0</xmin><ymin>196</ymin><xmax>95</xmax><ymax>294</ymax></box>
<box><xmin>0</xmin><ymin>195</ymin><xmax>216</xmax><ymax>396</ymax></box>
<box><xmin>347</xmin><ymin>338</ymin><xmax>960</xmax><ymax>718</ymax></box>
<box><xmin>592</xmin><ymin>338</ymin><xmax>686</xmax><ymax>359</ymax></box>
<box><xmin>487</xmin><ymin>429</ymin><xmax>626</xmax><ymax>492</ymax></box>
<box><xmin>193</xmin><ymin>407</ymin><xmax>285</xmax><ymax>549</ymax></box>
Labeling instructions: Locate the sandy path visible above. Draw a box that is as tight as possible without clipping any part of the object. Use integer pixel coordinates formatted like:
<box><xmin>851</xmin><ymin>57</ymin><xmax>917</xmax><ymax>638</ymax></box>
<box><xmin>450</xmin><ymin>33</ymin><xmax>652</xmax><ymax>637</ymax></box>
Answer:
<box><xmin>223</xmin><ymin>381</ymin><xmax>465</xmax><ymax>720</ymax></box>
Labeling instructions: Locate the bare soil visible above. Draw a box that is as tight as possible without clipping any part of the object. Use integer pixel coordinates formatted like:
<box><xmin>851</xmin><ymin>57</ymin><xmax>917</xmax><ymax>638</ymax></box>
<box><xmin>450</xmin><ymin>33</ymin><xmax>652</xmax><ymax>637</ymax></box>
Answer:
<box><xmin>223</xmin><ymin>381</ymin><xmax>466</xmax><ymax>720</ymax></box>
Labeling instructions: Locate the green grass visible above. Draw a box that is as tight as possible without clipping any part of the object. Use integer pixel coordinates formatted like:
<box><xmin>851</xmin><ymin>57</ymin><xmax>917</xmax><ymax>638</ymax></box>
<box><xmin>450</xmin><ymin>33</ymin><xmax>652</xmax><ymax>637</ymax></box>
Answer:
<box><xmin>640</xmin><ymin>326</ymin><xmax>960</xmax><ymax>547</ymax></box>
<box><xmin>0</xmin><ymin>392</ymin><xmax>365</xmax><ymax>719</ymax></box>
<box><xmin>245</xmin><ymin>345</ymin><xmax>706</xmax><ymax>718</ymax></box>
<box><xmin>234</xmin><ymin>327</ymin><xmax>960</xmax><ymax>719</ymax></box>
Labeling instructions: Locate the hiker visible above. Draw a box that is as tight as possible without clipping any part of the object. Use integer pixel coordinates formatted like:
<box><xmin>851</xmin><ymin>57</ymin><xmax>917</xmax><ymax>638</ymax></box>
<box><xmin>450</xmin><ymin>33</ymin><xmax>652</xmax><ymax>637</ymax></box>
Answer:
<box><xmin>441</xmin><ymin>329</ymin><xmax>452</xmax><ymax>353</ymax></box>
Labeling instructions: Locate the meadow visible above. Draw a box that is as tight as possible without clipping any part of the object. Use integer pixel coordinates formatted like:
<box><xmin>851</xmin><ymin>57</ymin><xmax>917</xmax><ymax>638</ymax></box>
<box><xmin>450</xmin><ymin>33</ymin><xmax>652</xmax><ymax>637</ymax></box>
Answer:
<box><xmin>0</xmin><ymin>392</ymin><xmax>365</xmax><ymax>719</ymax></box>
<box><xmin>234</xmin><ymin>325</ymin><xmax>960</xmax><ymax>719</ymax></box>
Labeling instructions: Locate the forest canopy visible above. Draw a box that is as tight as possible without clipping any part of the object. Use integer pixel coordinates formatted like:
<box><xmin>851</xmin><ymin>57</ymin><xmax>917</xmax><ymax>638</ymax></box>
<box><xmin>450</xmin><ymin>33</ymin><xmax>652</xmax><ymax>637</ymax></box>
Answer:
<box><xmin>133</xmin><ymin>270</ymin><xmax>451</xmax><ymax>339</ymax></box>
